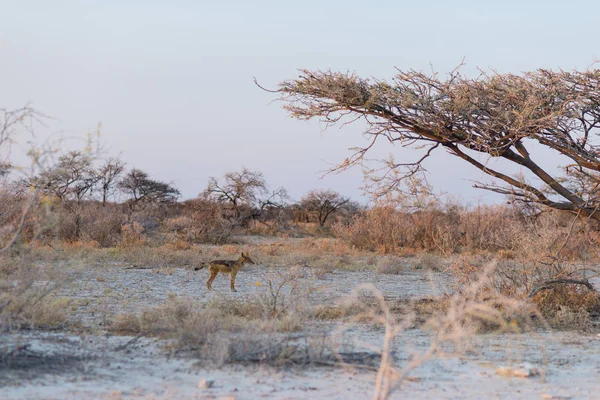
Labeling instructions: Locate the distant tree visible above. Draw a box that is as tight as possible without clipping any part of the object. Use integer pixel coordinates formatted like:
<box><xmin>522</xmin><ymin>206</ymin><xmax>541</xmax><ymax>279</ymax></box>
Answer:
<box><xmin>118</xmin><ymin>169</ymin><xmax>180</xmax><ymax>211</ymax></box>
<box><xmin>203</xmin><ymin>168</ymin><xmax>268</xmax><ymax>218</ymax></box>
<box><xmin>34</xmin><ymin>151</ymin><xmax>97</xmax><ymax>203</ymax></box>
<box><xmin>257</xmin><ymin>186</ymin><xmax>290</xmax><ymax>226</ymax></box>
<box><xmin>274</xmin><ymin>67</ymin><xmax>600</xmax><ymax>221</ymax></box>
<box><xmin>97</xmin><ymin>156</ymin><xmax>126</xmax><ymax>206</ymax></box>
<box><xmin>300</xmin><ymin>189</ymin><xmax>350</xmax><ymax>226</ymax></box>
<box><xmin>203</xmin><ymin>168</ymin><xmax>288</xmax><ymax>224</ymax></box>
<box><xmin>29</xmin><ymin>151</ymin><xmax>98</xmax><ymax>239</ymax></box>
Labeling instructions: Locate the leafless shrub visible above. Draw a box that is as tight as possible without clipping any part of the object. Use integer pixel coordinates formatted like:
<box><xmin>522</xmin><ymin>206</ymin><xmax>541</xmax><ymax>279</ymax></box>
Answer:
<box><xmin>333</xmin><ymin>207</ymin><xmax>406</xmax><ymax>254</ymax></box>
<box><xmin>256</xmin><ymin>267</ymin><xmax>307</xmax><ymax>321</ymax></box>
<box><xmin>0</xmin><ymin>107</ymin><xmax>78</xmax><ymax>334</ymax></box>
<box><xmin>412</xmin><ymin>253</ymin><xmax>444</xmax><ymax>271</ymax></box>
<box><xmin>375</xmin><ymin>256</ymin><xmax>405</xmax><ymax>275</ymax></box>
<box><xmin>178</xmin><ymin>199</ymin><xmax>237</xmax><ymax>244</ymax></box>
<box><xmin>0</xmin><ymin>262</ymin><xmax>71</xmax><ymax>331</ymax></box>
<box><xmin>329</xmin><ymin>261</ymin><xmax>539</xmax><ymax>400</ymax></box>
<box><xmin>534</xmin><ymin>285</ymin><xmax>600</xmax><ymax>330</ymax></box>
<box><xmin>118</xmin><ymin>222</ymin><xmax>146</xmax><ymax>248</ymax></box>
<box><xmin>80</xmin><ymin>204</ymin><xmax>123</xmax><ymax>247</ymax></box>
<box><xmin>110</xmin><ymin>288</ymin><xmax>340</xmax><ymax>368</ymax></box>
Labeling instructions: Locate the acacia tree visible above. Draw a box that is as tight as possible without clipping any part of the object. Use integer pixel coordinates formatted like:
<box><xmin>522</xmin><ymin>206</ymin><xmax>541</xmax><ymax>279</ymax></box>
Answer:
<box><xmin>118</xmin><ymin>168</ymin><xmax>180</xmax><ymax>213</ymax></box>
<box><xmin>97</xmin><ymin>156</ymin><xmax>126</xmax><ymax>206</ymax></box>
<box><xmin>204</xmin><ymin>168</ymin><xmax>268</xmax><ymax>218</ymax></box>
<box><xmin>272</xmin><ymin>68</ymin><xmax>600</xmax><ymax>220</ymax></box>
<box><xmin>300</xmin><ymin>189</ymin><xmax>350</xmax><ymax>226</ymax></box>
<box><xmin>35</xmin><ymin>151</ymin><xmax>97</xmax><ymax>203</ymax></box>
<box><xmin>203</xmin><ymin>168</ymin><xmax>288</xmax><ymax>225</ymax></box>
<box><xmin>32</xmin><ymin>151</ymin><xmax>98</xmax><ymax>239</ymax></box>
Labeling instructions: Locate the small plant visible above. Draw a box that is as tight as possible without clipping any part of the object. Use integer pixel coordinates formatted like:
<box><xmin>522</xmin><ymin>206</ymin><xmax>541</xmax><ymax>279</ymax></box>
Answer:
<box><xmin>118</xmin><ymin>222</ymin><xmax>146</xmax><ymax>247</ymax></box>
<box><xmin>375</xmin><ymin>256</ymin><xmax>405</xmax><ymax>275</ymax></box>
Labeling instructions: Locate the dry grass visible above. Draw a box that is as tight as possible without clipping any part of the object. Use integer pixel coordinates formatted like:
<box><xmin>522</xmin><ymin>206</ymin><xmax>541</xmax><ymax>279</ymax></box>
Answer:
<box><xmin>0</xmin><ymin>261</ymin><xmax>72</xmax><ymax>331</ymax></box>
<box><xmin>21</xmin><ymin>237</ymin><xmax>379</xmax><ymax>274</ymax></box>
<box><xmin>533</xmin><ymin>285</ymin><xmax>600</xmax><ymax>330</ymax></box>
<box><xmin>109</xmin><ymin>270</ymin><xmax>347</xmax><ymax>368</ymax></box>
<box><xmin>375</xmin><ymin>256</ymin><xmax>405</xmax><ymax>275</ymax></box>
<box><xmin>334</xmin><ymin>204</ymin><xmax>600</xmax><ymax>261</ymax></box>
<box><xmin>336</xmin><ymin>262</ymin><xmax>542</xmax><ymax>400</ymax></box>
<box><xmin>411</xmin><ymin>253</ymin><xmax>444</xmax><ymax>271</ymax></box>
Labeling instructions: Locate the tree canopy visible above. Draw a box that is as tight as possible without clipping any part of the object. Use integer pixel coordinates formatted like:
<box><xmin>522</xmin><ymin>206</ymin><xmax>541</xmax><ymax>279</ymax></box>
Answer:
<box><xmin>275</xmin><ymin>67</ymin><xmax>600</xmax><ymax>220</ymax></box>
<box><xmin>300</xmin><ymin>189</ymin><xmax>350</xmax><ymax>226</ymax></box>
<box><xmin>119</xmin><ymin>168</ymin><xmax>180</xmax><ymax>207</ymax></box>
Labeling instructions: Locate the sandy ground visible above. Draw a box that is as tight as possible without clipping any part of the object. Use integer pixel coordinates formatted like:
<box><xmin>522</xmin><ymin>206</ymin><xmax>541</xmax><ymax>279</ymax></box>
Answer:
<box><xmin>58</xmin><ymin>262</ymin><xmax>448</xmax><ymax>327</ymax></box>
<box><xmin>3</xmin><ymin>328</ymin><xmax>600</xmax><ymax>399</ymax></box>
<box><xmin>3</xmin><ymin>260</ymin><xmax>600</xmax><ymax>399</ymax></box>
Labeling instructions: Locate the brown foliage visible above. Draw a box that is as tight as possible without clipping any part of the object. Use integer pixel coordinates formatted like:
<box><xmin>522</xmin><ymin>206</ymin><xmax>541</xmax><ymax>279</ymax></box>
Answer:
<box><xmin>277</xmin><ymin>67</ymin><xmax>600</xmax><ymax>220</ymax></box>
<box><xmin>334</xmin><ymin>203</ymin><xmax>600</xmax><ymax>257</ymax></box>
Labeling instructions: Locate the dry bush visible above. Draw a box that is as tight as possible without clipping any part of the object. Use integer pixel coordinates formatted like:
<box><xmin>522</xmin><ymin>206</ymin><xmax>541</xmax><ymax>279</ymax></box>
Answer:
<box><xmin>330</xmin><ymin>263</ymin><xmax>539</xmax><ymax>400</ymax></box>
<box><xmin>161</xmin><ymin>238</ymin><xmax>192</xmax><ymax>251</ymax></box>
<box><xmin>0</xmin><ymin>189</ymin><xmax>27</xmax><ymax>244</ymax></box>
<box><xmin>112</xmin><ymin>246</ymin><xmax>204</xmax><ymax>268</ymax></box>
<box><xmin>375</xmin><ymin>256</ymin><xmax>405</xmax><ymax>275</ymax></box>
<box><xmin>333</xmin><ymin>207</ymin><xmax>407</xmax><ymax>254</ymax></box>
<box><xmin>118</xmin><ymin>222</ymin><xmax>146</xmax><ymax>248</ymax></box>
<box><xmin>110</xmin><ymin>272</ymin><xmax>337</xmax><ymax>368</ymax></box>
<box><xmin>177</xmin><ymin>199</ymin><xmax>237</xmax><ymax>244</ymax></box>
<box><xmin>411</xmin><ymin>253</ymin><xmax>444</xmax><ymax>271</ymax></box>
<box><xmin>533</xmin><ymin>285</ymin><xmax>600</xmax><ymax>330</ymax></box>
<box><xmin>79</xmin><ymin>204</ymin><xmax>123</xmax><ymax>247</ymax></box>
<box><xmin>334</xmin><ymin>202</ymin><xmax>600</xmax><ymax>262</ymax></box>
<box><xmin>447</xmin><ymin>250</ymin><xmax>600</xmax><ymax>329</ymax></box>
<box><xmin>0</xmin><ymin>262</ymin><xmax>71</xmax><ymax>331</ymax></box>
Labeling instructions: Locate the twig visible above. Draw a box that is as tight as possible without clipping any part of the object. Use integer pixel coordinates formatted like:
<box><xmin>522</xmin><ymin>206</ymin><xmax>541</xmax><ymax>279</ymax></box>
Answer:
<box><xmin>528</xmin><ymin>278</ymin><xmax>595</xmax><ymax>298</ymax></box>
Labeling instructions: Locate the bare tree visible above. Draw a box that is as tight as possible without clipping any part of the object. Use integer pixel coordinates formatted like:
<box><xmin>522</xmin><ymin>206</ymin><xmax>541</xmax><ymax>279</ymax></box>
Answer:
<box><xmin>30</xmin><ymin>151</ymin><xmax>98</xmax><ymax>239</ymax></box>
<box><xmin>97</xmin><ymin>156</ymin><xmax>126</xmax><ymax>206</ymax></box>
<box><xmin>0</xmin><ymin>106</ymin><xmax>41</xmax><ymax>251</ymax></box>
<box><xmin>300</xmin><ymin>189</ymin><xmax>350</xmax><ymax>226</ymax></box>
<box><xmin>34</xmin><ymin>151</ymin><xmax>97</xmax><ymax>203</ymax></box>
<box><xmin>0</xmin><ymin>107</ymin><xmax>39</xmax><ymax>159</ymax></box>
<box><xmin>272</xmin><ymin>67</ymin><xmax>600</xmax><ymax>220</ymax></box>
<box><xmin>203</xmin><ymin>168</ymin><xmax>289</xmax><ymax>227</ymax></box>
<box><xmin>118</xmin><ymin>168</ymin><xmax>180</xmax><ymax>212</ymax></box>
<box><xmin>203</xmin><ymin>168</ymin><xmax>268</xmax><ymax>219</ymax></box>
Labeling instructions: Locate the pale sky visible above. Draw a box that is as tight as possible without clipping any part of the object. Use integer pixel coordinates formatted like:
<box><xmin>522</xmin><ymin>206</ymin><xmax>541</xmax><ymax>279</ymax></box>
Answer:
<box><xmin>1</xmin><ymin>1</ymin><xmax>598</xmax><ymax>203</ymax></box>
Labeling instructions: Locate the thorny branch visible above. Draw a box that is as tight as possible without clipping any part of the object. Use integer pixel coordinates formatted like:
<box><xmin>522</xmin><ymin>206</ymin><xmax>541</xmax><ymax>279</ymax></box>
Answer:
<box><xmin>271</xmin><ymin>67</ymin><xmax>600</xmax><ymax>219</ymax></box>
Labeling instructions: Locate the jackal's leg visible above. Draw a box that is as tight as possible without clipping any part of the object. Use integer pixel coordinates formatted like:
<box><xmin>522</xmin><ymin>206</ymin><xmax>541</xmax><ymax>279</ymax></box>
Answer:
<box><xmin>207</xmin><ymin>271</ymin><xmax>218</xmax><ymax>290</ymax></box>
<box><xmin>230</xmin><ymin>271</ymin><xmax>237</xmax><ymax>292</ymax></box>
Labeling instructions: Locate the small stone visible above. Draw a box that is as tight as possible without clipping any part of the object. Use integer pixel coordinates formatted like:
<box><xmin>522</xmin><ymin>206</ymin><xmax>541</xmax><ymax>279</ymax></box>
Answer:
<box><xmin>198</xmin><ymin>379</ymin><xmax>215</xmax><ymax>389</ymax></box>
<box><xmin>496</xmin><ymin>364</ymin><xmax>540</xmax><ymax>378</ymax></box>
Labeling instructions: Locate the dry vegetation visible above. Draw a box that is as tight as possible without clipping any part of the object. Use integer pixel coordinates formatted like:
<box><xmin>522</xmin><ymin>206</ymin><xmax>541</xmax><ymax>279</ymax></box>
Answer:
<box><xmin>6</xmin><ymin>64</ymin><xmax>600</xmax><ymax>397</ymax></box>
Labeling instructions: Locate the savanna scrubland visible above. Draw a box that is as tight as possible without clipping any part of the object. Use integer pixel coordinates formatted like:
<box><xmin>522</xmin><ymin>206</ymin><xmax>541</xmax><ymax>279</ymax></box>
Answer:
<box><xmin>4</xmin><ymin>66</ymin><xmax>600</xmax><ymax>399</ymax></box>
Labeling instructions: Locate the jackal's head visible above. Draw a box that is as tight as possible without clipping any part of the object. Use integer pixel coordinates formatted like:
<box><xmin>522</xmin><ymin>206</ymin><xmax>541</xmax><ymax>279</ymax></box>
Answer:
<box><xmin>241</xmin><ymin>252</ymin><xmax>255</xmax><ymax>265</ymax></box>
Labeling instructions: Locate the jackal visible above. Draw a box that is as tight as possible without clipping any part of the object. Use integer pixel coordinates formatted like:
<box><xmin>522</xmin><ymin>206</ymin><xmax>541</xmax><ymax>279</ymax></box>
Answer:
<box><xmin>195</xmin><ymin>252</ymin><xmax>255</xmax><ymax>292</ymax></box>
